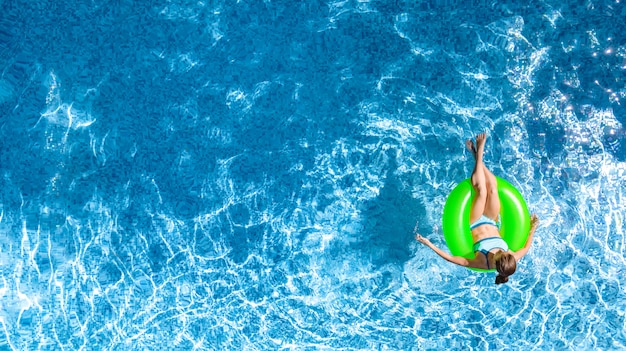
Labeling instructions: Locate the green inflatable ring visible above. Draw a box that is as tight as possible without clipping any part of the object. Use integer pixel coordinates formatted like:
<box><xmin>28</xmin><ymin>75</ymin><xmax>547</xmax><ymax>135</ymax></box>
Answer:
<box><xmin>442</xmin><ymin>176</ymin><xmax>530</xmax><ymax>272</ymax></box>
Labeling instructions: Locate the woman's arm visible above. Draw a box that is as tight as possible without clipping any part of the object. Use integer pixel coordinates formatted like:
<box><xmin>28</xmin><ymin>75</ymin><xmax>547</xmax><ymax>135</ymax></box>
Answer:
<box><xmin>512</xmin><ymin>214</ymin><xmax>539</xmax><ymax>261</ymax></box>
<box><xmin>415</xmin><ymin>234</ymin><xmax>472</xmax><ymax>267</ymax></box>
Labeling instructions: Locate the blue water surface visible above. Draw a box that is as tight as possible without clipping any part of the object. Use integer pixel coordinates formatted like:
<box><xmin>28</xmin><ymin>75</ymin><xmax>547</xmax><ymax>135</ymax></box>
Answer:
<box><xmin>1</xmin><ymin>0</ymin><xmax>625</xmax><ymax>350</ymax></box>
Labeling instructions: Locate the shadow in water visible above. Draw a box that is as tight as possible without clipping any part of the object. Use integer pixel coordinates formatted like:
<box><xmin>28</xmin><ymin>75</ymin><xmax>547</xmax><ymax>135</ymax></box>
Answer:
<box><xmin>356</xmin><ymin>156</ymin><xmax>425</xmax><ymax>267</ymax></box>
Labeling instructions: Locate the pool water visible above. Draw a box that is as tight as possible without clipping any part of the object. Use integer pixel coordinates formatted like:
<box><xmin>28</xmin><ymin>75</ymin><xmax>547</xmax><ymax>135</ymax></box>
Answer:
<box><xmin>0</xmin><ymin>0</ymin><xmax>625</xmax><ymax>350</ymax></box>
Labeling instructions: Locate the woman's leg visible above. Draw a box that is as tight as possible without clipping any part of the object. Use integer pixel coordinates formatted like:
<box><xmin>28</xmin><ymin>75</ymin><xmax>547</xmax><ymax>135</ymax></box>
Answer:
<box><xmin>467</xmin><ymin>133</ymin><xmax>501</xmax><ymax>221</ymax></box>
<box><xmin>482</xmin><ymin>164</ymin><xmax>501</xmax><ymax>221</ymax></box>
<box><xmin>468</xmin><ymin>133</ymin><xmax>488</xmax><ymax>224</ymax></box>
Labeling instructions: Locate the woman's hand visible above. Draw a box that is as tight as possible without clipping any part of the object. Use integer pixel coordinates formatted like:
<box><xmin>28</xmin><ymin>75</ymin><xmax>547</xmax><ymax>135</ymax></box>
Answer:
<box><xmin>415</xmin><ymin>234</ymin><xmax>431</xmax><ymax>245</ymax></box>
<box><xmin>513</xmin><ymin>213</ymin><xmax>539</xmax><ymax>261</ymax></box>
<box><xmin>530</xmin><ymin>214</ymin><xmax>539</xmax><ymax>230</ymax></box>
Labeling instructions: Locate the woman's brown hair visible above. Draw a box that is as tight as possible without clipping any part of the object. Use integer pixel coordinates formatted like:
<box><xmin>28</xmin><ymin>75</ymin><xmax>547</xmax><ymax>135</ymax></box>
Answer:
<box><xmin>494</xmin><ymin>252</ymin><xmax>516</xmax><ymax>285</ymax></box>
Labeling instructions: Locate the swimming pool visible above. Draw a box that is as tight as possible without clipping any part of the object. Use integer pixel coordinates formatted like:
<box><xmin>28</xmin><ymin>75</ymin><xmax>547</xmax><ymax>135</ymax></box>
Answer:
<box><xmin>0</xmin><ymin>0</ymin><xmax>624</xmax><ymax>349</ymax></box>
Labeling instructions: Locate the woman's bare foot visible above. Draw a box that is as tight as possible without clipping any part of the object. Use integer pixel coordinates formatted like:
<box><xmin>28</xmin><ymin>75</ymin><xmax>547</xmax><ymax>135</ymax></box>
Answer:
<box><xmin>475</xmin><ymin>132</ymin><xmax>487</xmax><ymax>159</ymax></box>
<box><xmin>466</xmin><ymin>139</ymin><xmax>476</xmax><ymax>158</ymax></box>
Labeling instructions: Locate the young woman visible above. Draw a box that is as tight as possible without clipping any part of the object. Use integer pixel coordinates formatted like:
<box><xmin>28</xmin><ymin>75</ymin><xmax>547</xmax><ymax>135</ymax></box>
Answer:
<box><xmin>416</xmin><ymin>133</ymin><xmax>539</xmax><ymax>284</ymax></box>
